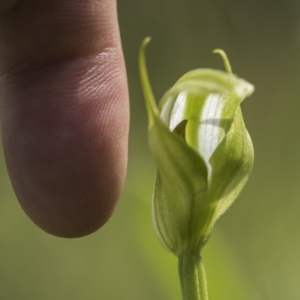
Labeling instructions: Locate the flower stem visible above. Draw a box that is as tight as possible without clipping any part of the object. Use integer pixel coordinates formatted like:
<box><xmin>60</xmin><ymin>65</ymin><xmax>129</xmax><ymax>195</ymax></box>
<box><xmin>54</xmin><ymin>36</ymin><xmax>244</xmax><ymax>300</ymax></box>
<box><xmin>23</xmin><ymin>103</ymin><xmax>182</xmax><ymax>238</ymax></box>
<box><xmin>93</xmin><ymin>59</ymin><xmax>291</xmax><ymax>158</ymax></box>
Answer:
<box><xmin>198</xmin><ymin>259</ymin><xmax>209</xmax><ymax>300</ymax></box>
<box><xmin>178</xmin><ymin>253</ymin><xmax>209</xmax><ymax>300</ymax></box>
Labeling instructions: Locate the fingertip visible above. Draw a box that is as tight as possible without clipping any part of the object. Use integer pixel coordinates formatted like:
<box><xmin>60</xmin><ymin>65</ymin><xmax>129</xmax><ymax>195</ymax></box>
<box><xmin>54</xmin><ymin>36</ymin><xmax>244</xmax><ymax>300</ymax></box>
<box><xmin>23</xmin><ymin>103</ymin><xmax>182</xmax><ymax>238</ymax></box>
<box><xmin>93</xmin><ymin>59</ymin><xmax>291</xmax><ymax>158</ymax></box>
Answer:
<box><xmin>0</xmin><ymin>0</ymin><xmax>129</xmax><ymax>237</ymax></box>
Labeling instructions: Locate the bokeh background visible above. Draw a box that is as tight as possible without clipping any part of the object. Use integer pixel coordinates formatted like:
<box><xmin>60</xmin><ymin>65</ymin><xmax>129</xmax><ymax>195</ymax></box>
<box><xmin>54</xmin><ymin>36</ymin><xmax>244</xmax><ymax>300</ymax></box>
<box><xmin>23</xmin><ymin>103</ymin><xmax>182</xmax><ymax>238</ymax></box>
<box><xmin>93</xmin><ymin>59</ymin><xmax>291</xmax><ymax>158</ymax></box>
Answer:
<box><xmin>1</xmin><ymin>0</ymin><xmax>300</xmax><ymax>299</ymax></box>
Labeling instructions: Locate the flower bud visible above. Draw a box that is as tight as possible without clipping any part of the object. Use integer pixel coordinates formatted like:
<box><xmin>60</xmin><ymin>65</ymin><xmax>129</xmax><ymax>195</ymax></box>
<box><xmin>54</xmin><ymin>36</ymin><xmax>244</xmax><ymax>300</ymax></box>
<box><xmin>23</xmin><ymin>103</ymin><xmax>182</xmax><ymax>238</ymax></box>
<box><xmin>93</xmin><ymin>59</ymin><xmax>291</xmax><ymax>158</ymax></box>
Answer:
<box><xmin>139</xmin><ymin>38</ymin><xmax>254</xmax><ymax>256</ymax></box>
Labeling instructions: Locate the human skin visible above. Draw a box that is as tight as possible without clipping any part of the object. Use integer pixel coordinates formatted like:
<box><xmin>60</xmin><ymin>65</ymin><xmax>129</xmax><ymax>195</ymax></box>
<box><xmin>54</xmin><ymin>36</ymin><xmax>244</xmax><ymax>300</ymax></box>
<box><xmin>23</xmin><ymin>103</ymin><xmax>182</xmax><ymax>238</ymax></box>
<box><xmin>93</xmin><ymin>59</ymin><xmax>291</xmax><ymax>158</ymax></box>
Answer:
<box><xmin>0</xmin><ymin>0</ymin><xmax>129</xmax><ymax>237</ymax></box>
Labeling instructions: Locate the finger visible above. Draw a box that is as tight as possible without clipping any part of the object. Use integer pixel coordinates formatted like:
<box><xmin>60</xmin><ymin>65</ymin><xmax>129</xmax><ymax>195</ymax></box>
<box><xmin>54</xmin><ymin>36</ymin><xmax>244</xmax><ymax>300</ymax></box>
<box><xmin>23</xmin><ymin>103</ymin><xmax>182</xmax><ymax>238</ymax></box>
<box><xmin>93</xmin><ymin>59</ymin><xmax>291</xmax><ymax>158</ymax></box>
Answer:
<box><xmin>0</xmin><ymin>0</ymin><xmax>19</xmax><ymax>15</ymax></box>
<box><xmin>0</xmin><ymin>0</ymin><xmax>129</xmax><ymax>237</ymax></box>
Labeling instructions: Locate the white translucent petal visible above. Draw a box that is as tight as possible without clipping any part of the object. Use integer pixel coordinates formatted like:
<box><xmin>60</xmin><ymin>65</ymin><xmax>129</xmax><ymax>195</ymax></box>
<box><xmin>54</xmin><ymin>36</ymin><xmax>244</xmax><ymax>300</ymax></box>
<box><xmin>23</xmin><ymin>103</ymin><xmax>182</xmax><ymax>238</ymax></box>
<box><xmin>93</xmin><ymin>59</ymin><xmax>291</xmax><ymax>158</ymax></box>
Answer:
<box><xmin>169</xmin><ymin>91</ymin><xmax>187</xmax><ymax>131</ymax></box>
<box><xmin>160</xmin><ymin>96</ymin><xmax>174</xmax><ymax>125</ymax></box>
<box><xmin>199</xmin><ymin>93</ymin><xmax>224</xmax><ymax>175</ymax></box>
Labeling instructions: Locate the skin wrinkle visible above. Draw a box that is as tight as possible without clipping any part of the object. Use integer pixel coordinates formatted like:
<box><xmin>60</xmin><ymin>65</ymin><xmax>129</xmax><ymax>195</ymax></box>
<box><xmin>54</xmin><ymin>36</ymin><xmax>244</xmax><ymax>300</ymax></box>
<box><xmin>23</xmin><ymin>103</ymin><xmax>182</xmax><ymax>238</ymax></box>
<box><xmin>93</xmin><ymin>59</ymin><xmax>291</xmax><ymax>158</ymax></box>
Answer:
<box><xmin>0</xmin><ymin>0</ymin><xmax>119</xmax><ymax>74</ymax></box>
<box><xmin>0</xmin><ymin>0</ymin><xmax>129</xmax><ymax>237</ymax></box>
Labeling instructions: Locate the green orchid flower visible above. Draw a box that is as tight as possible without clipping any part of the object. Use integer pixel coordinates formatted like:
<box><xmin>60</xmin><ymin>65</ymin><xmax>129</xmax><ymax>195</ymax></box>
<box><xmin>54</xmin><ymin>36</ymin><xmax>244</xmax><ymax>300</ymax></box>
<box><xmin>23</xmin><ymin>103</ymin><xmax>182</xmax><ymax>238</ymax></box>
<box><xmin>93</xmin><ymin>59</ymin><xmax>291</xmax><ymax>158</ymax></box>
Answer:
<box><xmin>139</xmin><ymin>37</ymin><xmax>254</xmax><ymax>300</ymax></box>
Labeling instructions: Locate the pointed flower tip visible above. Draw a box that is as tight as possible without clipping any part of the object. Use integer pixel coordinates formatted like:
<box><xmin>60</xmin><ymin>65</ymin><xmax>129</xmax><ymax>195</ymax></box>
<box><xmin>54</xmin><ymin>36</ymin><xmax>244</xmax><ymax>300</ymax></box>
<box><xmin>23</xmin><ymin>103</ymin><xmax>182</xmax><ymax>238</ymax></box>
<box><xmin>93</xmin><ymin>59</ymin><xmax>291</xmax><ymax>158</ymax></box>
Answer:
<box><xmin>213</xmin><ymin>48</ymin><xmax>224</xmax><ymax>54</ymax></box>
<box><xmin>139</xmin><ymin>37</ymin><xmax>152</xmax><ymax>61</ymax></box>
<box><xmin>235</xmin><ymin>79</ymin><xmax>255</xmax><ymax>100</ymax></box>
<box><xmin>213</xmin><ymin>48</ymin><xmax>232</xmax><ymax>74</ymax></box>
<box><xmin>141</xmin><ymin>37</ymin><xmax>152</xmax><ymax>50</ymax></box>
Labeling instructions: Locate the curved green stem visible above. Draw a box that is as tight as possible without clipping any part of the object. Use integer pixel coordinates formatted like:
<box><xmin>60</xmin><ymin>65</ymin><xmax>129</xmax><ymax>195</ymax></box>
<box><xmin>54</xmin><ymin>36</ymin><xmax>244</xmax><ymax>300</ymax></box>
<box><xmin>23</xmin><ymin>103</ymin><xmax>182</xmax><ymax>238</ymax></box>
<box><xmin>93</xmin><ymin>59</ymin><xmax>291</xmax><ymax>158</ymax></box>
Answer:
<box><xmin>178</xmin><ymin>254</ymin><xmax>209</xmax><ymax>300</ymax></box>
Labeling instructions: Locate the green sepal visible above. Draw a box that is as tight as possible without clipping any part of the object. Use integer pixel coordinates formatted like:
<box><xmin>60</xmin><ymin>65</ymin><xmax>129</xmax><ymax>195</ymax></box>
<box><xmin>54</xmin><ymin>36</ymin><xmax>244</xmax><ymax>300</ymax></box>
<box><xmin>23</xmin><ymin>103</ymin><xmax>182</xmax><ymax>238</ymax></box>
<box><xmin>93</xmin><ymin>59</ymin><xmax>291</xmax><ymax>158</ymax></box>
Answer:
<box><xmin>149</xmin><ymin>114</ymin><xmax>208</xmax><ymax>255</ymax></box>
<box><xmin>188</xmin><ymin>107</ymin><xmax>254</xmax><ymax>251</ymax></box>
<box><xmin>139</xmin><ymin>38</ymin><xmax>209</xmax><ymax>256</ymax></box>
<box><xmin>207</xmin><ymin>108</ymin><xmax>254</xmax><ymax>235</ymax></box>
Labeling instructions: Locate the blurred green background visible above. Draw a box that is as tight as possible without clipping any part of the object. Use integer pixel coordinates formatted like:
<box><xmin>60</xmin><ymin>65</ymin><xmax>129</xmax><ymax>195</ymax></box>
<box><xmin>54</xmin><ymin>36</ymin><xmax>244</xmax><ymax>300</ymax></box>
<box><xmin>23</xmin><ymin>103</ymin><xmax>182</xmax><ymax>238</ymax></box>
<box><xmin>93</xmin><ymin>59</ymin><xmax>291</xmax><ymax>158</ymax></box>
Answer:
<box><xmin>1</xmin><ymin>0</ymin><xmax>300</xmax><ymax>299</ymax></box>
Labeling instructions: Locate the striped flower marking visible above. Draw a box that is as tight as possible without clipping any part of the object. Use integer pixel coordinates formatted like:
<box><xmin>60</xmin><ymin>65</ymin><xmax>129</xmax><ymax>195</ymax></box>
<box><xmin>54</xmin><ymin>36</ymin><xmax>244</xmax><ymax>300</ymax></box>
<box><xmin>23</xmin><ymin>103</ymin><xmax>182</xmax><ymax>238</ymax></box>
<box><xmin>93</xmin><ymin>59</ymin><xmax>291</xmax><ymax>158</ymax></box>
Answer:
<box><xmin>139</xmin><ymin>38</ymin><xmax>254</xmax><ymax>256</ymax></box>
